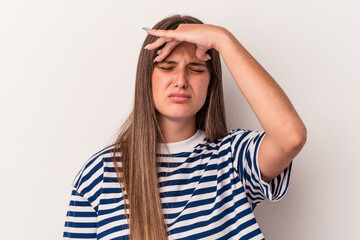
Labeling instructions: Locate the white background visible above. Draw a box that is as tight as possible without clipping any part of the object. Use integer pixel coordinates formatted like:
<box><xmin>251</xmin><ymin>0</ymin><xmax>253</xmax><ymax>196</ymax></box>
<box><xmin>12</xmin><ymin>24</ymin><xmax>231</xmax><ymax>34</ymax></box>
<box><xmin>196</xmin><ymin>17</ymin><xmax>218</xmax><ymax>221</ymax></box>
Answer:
<box><xmin>1</xmin><ymin>0</ymin><xmax>359</xmax><ymax>239</ymax></box>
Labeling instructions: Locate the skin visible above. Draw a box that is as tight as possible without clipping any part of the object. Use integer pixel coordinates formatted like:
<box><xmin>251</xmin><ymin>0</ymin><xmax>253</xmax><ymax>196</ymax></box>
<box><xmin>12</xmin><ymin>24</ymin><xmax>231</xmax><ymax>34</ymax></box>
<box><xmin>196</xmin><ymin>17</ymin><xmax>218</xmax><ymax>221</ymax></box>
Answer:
<box><xmin>144</xmin><ymin>23</ymin><xmax>307</xmax><ymax>182</ymax></box>
<box><xmin>151</xmin><ymin>42</ymin><xmax>210</xmax><ymax>143</ymax></box>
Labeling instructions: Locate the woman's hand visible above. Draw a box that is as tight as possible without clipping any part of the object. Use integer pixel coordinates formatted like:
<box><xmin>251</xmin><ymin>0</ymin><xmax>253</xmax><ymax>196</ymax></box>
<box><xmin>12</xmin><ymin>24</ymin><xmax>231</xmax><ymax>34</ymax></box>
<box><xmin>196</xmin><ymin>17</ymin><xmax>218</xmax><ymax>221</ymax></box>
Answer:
<box><xmin>143</xmin><ymin>24</ymin><xmax>226</xmax><ymax>62</ymax></box>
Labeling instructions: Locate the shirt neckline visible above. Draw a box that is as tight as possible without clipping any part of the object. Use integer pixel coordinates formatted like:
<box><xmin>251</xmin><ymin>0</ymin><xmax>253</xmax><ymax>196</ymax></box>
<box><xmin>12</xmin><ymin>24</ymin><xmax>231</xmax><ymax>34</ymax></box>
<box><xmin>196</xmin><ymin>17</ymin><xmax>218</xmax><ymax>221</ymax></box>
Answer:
<box><xmin>157</xmin><ymin>129</ymin><xmax>206</xmax><ymax>155</ymax></box>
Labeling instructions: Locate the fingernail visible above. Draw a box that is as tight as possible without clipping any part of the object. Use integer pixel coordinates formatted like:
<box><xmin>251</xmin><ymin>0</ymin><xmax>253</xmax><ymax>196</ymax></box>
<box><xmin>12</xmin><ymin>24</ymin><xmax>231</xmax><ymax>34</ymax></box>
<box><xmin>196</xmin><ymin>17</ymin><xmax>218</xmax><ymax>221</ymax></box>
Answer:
<box><xmin>144</xmin><ymin>44</ymin><xmax>149</xmax><ymax>49</ymax></box>
<box><xmin>153</xmin><ymin>56</ymin><xmax>158</xmax><ymax>62</ymax></box>
<box><xmin>205</xmin><ymin>54</ymin><xmax>212</xmax><ymax>61</ymax></box>
<box><xmin>142</xmin><ymin>27</ymin><xmax>151</xmax><ymax>31</ymax></box>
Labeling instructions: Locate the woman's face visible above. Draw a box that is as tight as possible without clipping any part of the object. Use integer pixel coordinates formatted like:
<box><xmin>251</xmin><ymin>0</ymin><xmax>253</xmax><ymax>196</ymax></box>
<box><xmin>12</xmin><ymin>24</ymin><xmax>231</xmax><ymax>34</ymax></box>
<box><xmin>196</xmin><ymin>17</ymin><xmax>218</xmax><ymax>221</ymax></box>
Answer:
<box><xmin>151</xmin><ymin>42</ymin><xmax>211</xmax><ymax>124</ymax></box>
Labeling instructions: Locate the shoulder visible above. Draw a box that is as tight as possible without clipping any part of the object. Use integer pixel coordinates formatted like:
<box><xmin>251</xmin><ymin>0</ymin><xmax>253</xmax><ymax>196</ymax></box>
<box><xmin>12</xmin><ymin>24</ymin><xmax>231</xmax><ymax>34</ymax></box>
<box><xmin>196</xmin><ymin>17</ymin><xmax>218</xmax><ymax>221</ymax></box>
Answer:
<box><xmin>226</xmin><ymin>128</ymin><xmax>265</xmax><ymax>142</ymax></box>
<box><xmin>71</xmin><ymin>144</ymin><xmax>119</xmax><ymax>191</ymax></box>
<box><xmin>200</xmin><ymin>128</ymin><xmax>265</xmax><ymax>153</ymax></box>
<box><xmin>208</xmin><ymin>128</ymin><xmax>264</xmax><ymax>145</ymax></box>
<box><xmin>228</xmin><ymin>128</ymin><xmax>264</xmax><ymax>137</ymax></box>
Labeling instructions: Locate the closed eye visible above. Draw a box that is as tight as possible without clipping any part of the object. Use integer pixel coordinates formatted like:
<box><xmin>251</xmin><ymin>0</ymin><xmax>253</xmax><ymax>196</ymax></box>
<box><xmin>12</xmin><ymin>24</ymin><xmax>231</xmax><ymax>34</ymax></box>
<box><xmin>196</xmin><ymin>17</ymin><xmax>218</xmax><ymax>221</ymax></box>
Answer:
<box><xmin>159</xmin><ymin>67</ymin><xmax>173</xmax><ymax>71</ymax></box>
<box><xmin>158</xmin><ymin>66</ymin><xmax>205</xmax><ymax>73</ymax></box>
<box><xmin>191</xmin><ymin>69</ymin><xmax>204</xmax><ymax>73</ymax></box>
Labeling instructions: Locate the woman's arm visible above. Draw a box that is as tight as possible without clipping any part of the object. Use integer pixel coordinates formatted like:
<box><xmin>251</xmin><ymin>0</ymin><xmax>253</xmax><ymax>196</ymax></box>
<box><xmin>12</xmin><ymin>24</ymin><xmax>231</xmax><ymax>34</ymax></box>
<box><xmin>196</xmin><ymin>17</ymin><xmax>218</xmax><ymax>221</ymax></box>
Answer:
<box><xmin>214</xmin><ymin>27</ymin><xmax>307</xmax><ymax>182</ymax></box>
<box><xmin>144</xmin><ymin>24</ymin><xmax>307</xmax><ymax>182</ymax></box>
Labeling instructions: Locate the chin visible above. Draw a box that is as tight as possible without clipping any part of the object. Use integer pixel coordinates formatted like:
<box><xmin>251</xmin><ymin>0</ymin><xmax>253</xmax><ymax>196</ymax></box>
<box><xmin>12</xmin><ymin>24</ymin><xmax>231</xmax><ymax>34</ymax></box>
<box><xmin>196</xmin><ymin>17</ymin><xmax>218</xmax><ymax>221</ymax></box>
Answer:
<box><xmin>156</xmin><ymin>104</ymin><xmax>203</xmax><ymax>122</ymax></box>
<box><xmin>167</xmin><ymin>113</ymin><xmax>195</xmax><ymax>121</ymax></box>
<box><xmin>160</xmin><ymin>110</ymin><xmax>197</xmax><ymax>122</ymax></box>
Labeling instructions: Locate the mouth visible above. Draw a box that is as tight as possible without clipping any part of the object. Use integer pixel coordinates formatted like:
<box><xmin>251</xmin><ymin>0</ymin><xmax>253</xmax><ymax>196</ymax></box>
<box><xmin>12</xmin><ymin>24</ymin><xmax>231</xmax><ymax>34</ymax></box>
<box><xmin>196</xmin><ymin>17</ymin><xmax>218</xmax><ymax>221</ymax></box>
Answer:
<box><xmin>168</xmin><ymin>93</ymin><xmax>191</xmax><ymax>103</ymax></box>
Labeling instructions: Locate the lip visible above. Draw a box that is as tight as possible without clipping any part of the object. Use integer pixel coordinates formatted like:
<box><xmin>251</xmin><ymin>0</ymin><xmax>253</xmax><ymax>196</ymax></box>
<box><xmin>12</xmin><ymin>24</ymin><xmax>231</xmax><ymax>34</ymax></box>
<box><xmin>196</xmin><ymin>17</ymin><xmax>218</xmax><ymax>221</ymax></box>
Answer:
<box><xmin>168</xmin><ymin>93</ymin><xmax>191</xmax><ymax>102</ymax></box>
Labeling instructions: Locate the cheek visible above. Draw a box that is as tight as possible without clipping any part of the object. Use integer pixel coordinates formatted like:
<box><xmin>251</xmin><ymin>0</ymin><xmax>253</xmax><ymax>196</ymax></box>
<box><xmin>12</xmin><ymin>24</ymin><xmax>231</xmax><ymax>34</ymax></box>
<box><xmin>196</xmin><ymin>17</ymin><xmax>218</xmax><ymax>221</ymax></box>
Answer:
<box><xmin>151</xmin><ymin>81</ymin><xmax>161</xmax><ymax>107</ymax></box>
<box><xmin>196</xmin><ymin>78</ymin><xmax>210</xmax><ymax>99</ymax></box>
<box><xmin>152</xmin><ymin>70</ymin><xmax>168</xmax><ymax>90</ymax></box>
<box><xmin>151</xmin><ymin>72</ymin><xmax>168</xmax><ymax>108</ymax></box>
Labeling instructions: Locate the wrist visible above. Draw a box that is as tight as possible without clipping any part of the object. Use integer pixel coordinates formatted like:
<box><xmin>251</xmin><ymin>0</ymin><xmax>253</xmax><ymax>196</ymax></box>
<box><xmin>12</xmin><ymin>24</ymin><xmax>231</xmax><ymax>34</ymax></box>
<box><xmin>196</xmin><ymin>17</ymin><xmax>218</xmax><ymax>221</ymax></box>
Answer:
<box><xmin>214</xmin><ymin>27</ymin><xmax>239</xmax><ymax>54</ymax></box>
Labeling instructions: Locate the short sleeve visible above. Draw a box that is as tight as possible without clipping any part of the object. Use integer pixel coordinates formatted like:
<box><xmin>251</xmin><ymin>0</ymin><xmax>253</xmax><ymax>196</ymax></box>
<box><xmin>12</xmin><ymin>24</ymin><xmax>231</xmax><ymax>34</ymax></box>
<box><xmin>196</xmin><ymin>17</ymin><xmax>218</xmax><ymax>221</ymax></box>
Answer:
<box><xmin>230</xmin><ymin>128</ymin><xmax>293</xmax><ymax>209</ymax></box>
<box><xmin>63</xmin><ymin>187</ymin><xmax>98</xmax><ymax>239</ymax></box>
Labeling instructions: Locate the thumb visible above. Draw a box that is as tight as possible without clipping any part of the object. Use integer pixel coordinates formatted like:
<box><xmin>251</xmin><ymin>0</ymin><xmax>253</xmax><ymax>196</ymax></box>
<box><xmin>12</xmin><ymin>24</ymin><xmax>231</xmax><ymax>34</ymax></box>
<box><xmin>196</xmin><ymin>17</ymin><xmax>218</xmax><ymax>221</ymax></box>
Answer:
<box><xmin>196</xmin><ymin>47</ymin><xmax>211</xmax><ymax>62</ymax></box>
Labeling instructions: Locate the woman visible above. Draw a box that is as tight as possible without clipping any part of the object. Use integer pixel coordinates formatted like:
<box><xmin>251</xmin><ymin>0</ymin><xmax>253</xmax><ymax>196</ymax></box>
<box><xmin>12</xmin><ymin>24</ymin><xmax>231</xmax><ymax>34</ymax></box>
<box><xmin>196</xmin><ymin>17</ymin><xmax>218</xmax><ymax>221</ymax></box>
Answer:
<box><xmin>63</xmin><ymin>14</ymin><xmax>306</xmax><ymax>240</ymax></box>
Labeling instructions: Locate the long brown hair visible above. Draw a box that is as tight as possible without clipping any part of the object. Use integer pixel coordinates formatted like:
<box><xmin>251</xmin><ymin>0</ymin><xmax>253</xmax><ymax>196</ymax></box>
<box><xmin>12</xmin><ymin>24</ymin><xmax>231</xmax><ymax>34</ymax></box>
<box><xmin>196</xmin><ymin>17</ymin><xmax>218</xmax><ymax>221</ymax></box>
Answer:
<box><xmin>111</xmin><ymin>14</ymin><xmax>227</xmax><ymax>240</ymax></box>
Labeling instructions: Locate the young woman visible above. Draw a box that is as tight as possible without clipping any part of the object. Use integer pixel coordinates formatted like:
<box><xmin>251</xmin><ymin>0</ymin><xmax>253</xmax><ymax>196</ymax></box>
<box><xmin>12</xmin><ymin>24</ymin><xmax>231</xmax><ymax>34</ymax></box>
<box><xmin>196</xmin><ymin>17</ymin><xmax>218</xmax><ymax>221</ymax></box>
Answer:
<box><xmin>63</xmin><ymin>15</ymin><xmax>306</xmax><ymax>240</ymax></box>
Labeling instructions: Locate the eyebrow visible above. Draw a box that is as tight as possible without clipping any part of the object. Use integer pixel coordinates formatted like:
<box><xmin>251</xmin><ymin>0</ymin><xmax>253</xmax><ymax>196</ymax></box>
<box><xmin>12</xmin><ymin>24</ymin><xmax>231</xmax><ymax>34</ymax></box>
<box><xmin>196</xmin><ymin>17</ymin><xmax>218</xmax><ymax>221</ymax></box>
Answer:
<box><xmin>158</xmin><ymin>61</ymin><xmax>207</xmax><ymax>67</ymax></box>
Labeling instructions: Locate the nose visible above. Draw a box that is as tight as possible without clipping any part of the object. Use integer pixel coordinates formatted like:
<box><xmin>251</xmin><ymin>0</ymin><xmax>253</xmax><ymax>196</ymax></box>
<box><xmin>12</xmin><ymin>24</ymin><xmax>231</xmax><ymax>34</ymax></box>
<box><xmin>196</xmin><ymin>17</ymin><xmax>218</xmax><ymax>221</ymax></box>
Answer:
<box><xmin>174</xmin><ymin>68</ymin><xmax>188</xmax><ymax>89</ymax></box>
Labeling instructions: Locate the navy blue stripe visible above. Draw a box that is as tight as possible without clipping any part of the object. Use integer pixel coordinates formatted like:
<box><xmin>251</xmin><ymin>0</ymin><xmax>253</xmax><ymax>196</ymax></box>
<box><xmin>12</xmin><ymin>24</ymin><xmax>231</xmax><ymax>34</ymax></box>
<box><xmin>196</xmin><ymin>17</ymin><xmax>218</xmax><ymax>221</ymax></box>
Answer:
<box><xmin>102</xmin><ymin>187</ymin><xmax>122</xmax><ymax>194</ymax></box>
<box><xmin>157</xmin><ymin>161</ymin><xmax>207</xmax><ymax>177</ymax></box>
<box><xmin>98</xmin><ymin>214</ymin><xmax>127</xmax><ymax>228</ymax></box>
<box><xmin>66</xmin><ymin>210</ymin><xmax>97</xmax><ymax>218</ymax></box>
<box><xmin>104</xmin><ymin>167</ymin><xmax>117</xmax><ymax>173</ymax></box>
<box><xmin>240</xmin><ymin>227</ymin><xmax>263</xmax><ymax>240</ymax></box>
<box><xmin>103</xmin><ymin>156</ymin><xmax>119</xmax><ymax>163</ymax></box>
<box><xmin>104</xmin><ymin>176</ymin><xmax>120</xmax><ymax>183</ymax></box>
<box><xmin>97</xmin><ymin>224</ymin><xmax>129</xmax><ymax>239</ymax></box>
<box><xmin>65</xmin><ymin>221</ymin><xmax>97</xmax><ymax>228</ymax></box>
<box><xmin>107</xmin><ymin>236</ymin><xmax>129</xmax><ymax>240</ymax></box>
<box><xmin>69</xmin><ymin>200</ymin><xmax>92</xmax><ymax>207</ymax></box>
<box><xmin>63</xmin><ymin>232</ymin><xmax>97</xmax><ymax>239</ymax></box>
<box><xmin>98</xmin><ymin>203</ymin><xmax>127</xmax><ymax>216</ymax></box>
<box><xmin>100</xmin><ymin>197</ymin><xmax>125</xmax><ymax>205</ymax></box>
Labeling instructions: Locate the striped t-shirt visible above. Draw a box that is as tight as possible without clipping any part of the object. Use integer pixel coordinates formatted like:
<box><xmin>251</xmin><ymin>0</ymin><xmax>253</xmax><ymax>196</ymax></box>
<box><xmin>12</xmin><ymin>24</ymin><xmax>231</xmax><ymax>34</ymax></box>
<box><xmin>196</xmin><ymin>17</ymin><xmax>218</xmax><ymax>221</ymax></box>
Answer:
<box><xmin>63</xmin><ymin>128</ymin><xmax>292</xmax><ymax>239</ymax></box>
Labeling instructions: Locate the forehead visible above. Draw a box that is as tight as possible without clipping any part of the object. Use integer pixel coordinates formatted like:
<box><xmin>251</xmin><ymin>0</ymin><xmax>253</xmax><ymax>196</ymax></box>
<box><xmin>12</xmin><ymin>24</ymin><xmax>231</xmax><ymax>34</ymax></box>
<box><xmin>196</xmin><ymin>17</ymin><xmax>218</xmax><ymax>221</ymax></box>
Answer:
<box><xmin>163</xmin><ymin>42</ymin><xmax>199</xmax><ymax>61</ymax></box>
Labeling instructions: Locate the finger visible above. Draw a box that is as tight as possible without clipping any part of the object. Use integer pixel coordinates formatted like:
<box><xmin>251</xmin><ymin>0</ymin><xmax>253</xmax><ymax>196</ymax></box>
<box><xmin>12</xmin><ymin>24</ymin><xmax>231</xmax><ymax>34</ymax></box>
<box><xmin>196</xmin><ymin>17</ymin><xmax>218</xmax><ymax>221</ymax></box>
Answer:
<box><xmin>144</xmin><ymin>37</ymin><xmax>172</xmax><ymax>50</ymax></box>
<box><xmin>147</xmin><ymin>28</ymin><xmax>186</xmax><ymax>43</ymax></box>
<box><xmin>146</xmin><ymin>28</ymin><xmax>178</xmax><ymax>39</ymax></box>
<box><xmin>154</xmin><ymin>40</ymin><xmax>181</xmax><ymax>62</ymax></box>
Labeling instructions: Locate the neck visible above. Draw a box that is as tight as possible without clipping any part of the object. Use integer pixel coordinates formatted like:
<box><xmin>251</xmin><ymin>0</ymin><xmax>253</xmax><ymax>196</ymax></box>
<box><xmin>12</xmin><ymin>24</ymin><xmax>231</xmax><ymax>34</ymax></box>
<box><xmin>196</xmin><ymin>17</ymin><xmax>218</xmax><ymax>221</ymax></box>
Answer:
<box><xmin>158</xmin><ymin>116</ymin><xmax>197</xmax><ymax>143</ymax></box>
